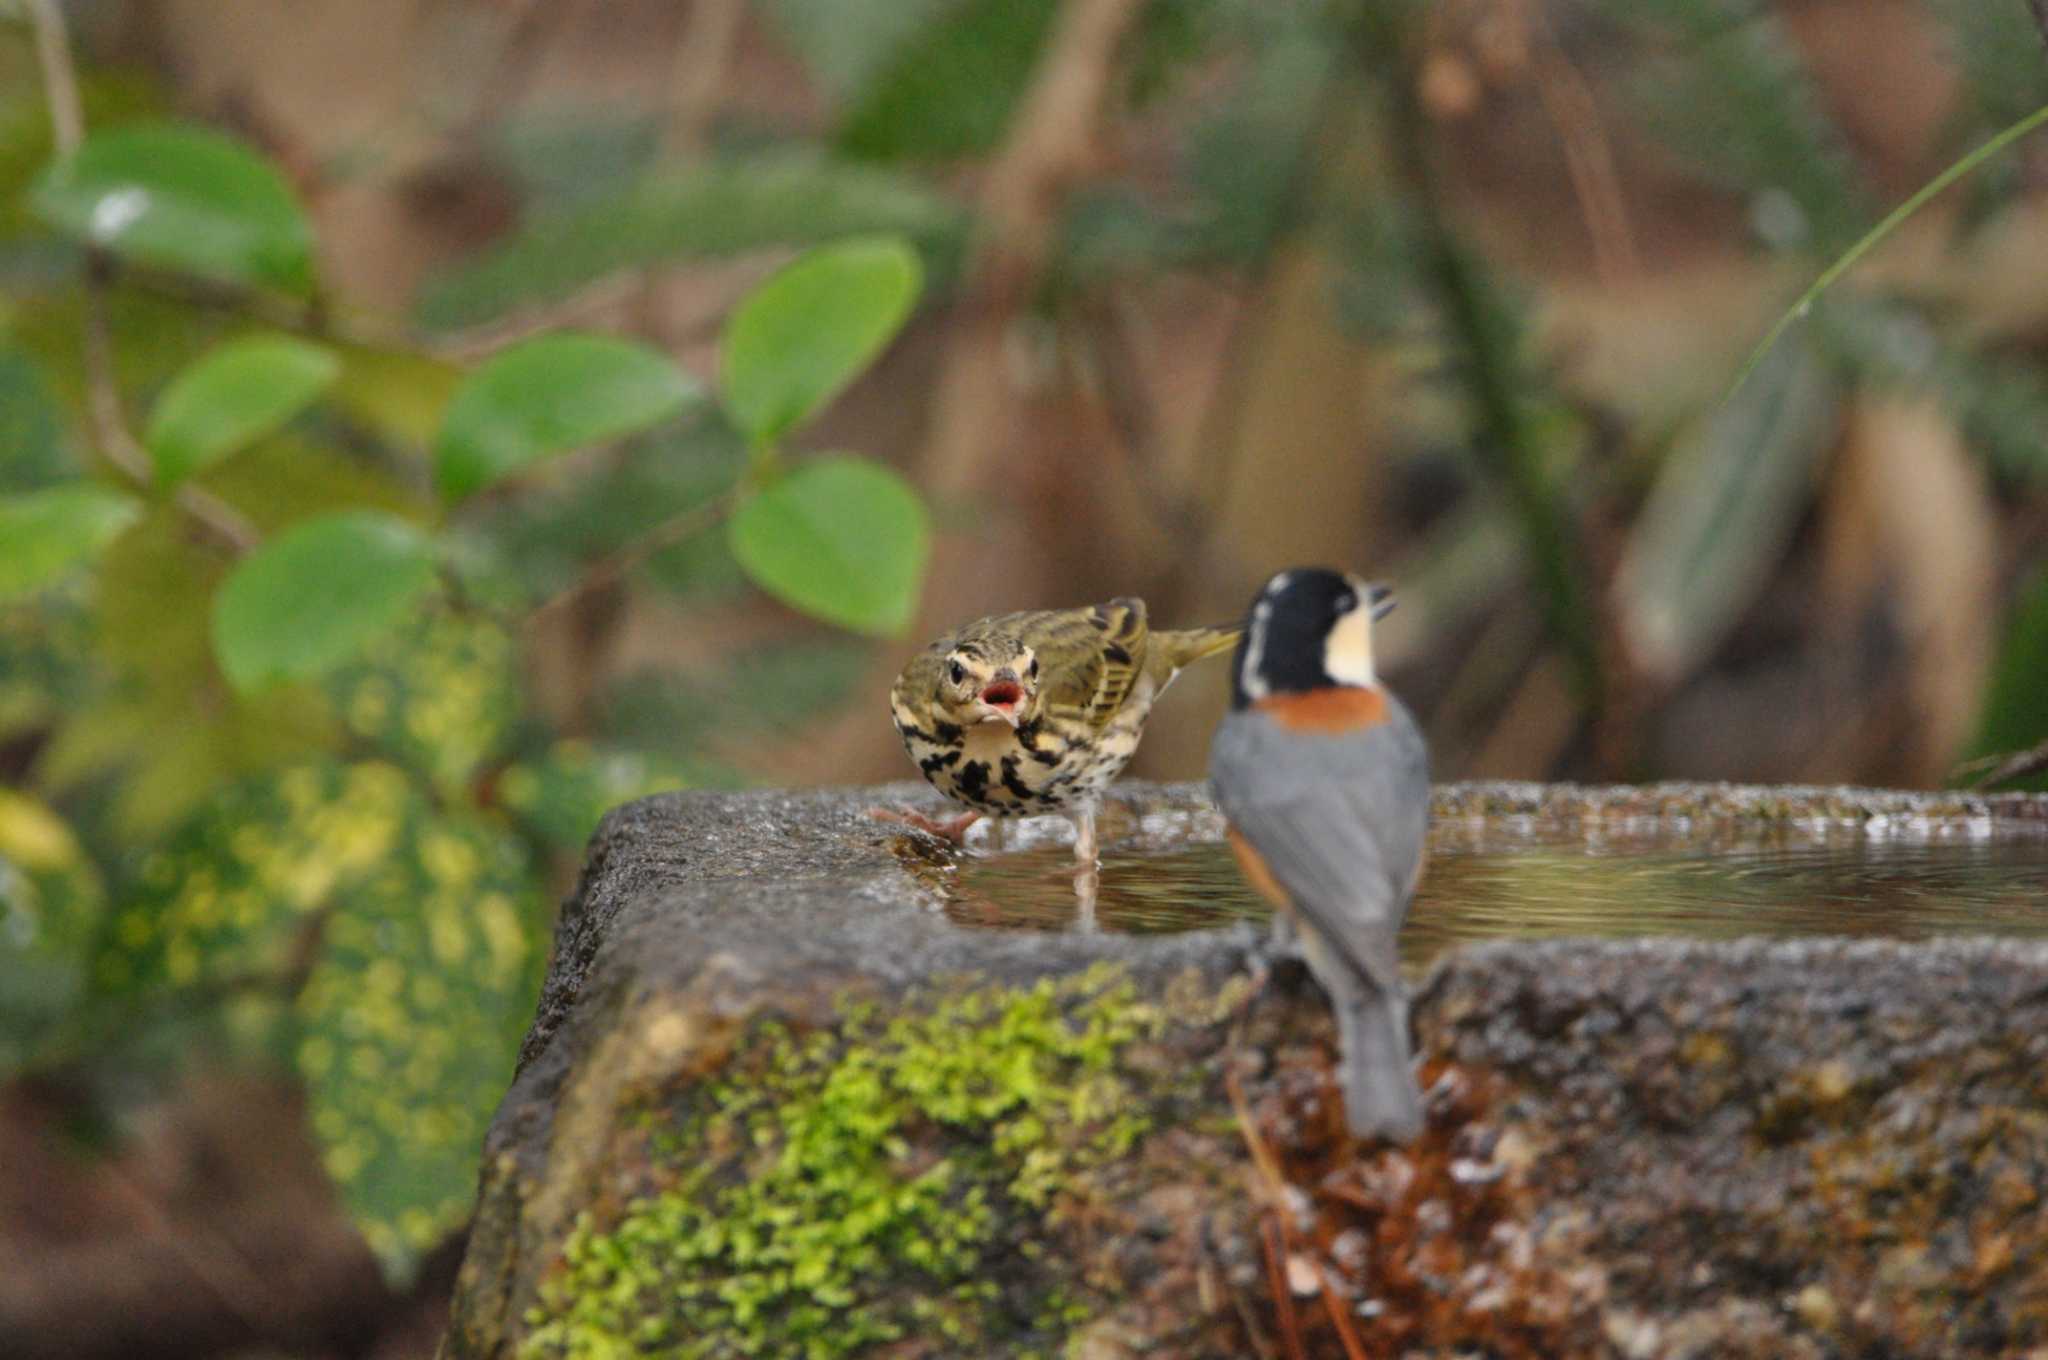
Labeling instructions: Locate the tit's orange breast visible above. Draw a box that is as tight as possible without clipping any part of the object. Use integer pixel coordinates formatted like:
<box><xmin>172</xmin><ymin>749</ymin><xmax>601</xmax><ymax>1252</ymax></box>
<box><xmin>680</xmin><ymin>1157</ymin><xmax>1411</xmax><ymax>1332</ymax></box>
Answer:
<box><xmin>1252</xmin><ymin>686</ymin><xmax>1388</xmax><ymax>733</ymax></box>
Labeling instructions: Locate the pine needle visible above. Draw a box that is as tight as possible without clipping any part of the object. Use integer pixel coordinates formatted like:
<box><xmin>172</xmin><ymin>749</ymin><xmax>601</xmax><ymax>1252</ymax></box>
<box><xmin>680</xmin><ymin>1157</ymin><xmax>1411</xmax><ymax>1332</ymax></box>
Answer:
<box><xmin>1727</xmin><ymin>101</ymin><xmax>2048</xmax><ymax>405</ymax></box>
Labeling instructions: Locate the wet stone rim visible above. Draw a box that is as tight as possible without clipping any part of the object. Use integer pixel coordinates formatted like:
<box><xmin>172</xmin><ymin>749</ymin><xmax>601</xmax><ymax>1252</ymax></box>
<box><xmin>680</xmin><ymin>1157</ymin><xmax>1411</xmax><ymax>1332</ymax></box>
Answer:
<box><xmin>526</xmin><ymin>778</ymin><xmax>2048</xmax><ymax>1076</ymax></box>
<box><xmin>1428</xmin><ymin>778</ymin><xmax>2048</xmax><ymax>830</ymax></box>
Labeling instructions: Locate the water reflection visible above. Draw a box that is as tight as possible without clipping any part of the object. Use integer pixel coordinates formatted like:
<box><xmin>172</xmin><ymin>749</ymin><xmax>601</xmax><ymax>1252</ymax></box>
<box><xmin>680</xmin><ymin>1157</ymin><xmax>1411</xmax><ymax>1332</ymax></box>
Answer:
<box><xmin>928</xmin><ymin>826</ymin><xmax>2048</xmax><ymax>972</ymax></box>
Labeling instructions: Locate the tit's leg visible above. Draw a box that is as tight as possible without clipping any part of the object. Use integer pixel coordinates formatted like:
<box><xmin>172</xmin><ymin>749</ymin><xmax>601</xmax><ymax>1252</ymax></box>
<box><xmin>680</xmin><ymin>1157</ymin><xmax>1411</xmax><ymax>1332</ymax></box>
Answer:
<box><xmin>1236</xmin><ymin>908</ymin><xmax>1301</xmax><ymax>1029</ymax></box>
<box><xmin>867</xmin><ymin>807</ymin><xmax>982</xmax><ymax>845</ymax></box>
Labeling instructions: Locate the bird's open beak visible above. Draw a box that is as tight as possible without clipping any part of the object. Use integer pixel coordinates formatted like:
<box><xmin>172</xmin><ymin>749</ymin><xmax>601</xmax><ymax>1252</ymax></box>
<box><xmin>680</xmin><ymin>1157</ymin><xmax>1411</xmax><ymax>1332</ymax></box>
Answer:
<box><xmin>979</xmin><ymin>674</ymin><xmax>1024</xmax><ymax>726</ymax></box>
<box><xmin>1367</xmin><ymin>582</ymin><xmax>1396</xmax><ymax>621</ymax></box>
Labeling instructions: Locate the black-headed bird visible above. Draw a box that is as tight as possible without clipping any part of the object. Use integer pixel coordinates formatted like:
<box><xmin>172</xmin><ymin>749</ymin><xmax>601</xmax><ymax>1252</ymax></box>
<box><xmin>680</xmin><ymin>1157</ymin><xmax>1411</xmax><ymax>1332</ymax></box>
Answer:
<box><xmin>886</xmin><ymin>598</ymin><xmax>1239</xmax><ymax>864</ymax></box>
<box><xmin>1208</xmin><ymin>568</ymin><xmax>1430</xmax><ymax>1141</ymax></box>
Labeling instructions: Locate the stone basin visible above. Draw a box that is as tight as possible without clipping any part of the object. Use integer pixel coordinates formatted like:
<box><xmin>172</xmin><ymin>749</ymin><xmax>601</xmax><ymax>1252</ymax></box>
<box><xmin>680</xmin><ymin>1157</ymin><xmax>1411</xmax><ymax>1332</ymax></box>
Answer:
<box><xmin>443</xmin><ymin>781</ymin><xmax>2048</xmax><ymax>1360</ymax></box>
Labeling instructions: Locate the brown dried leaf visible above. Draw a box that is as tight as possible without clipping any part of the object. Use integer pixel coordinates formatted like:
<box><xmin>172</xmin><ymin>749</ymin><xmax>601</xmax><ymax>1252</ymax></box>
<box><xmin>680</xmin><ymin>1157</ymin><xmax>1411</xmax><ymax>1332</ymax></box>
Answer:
<box><xmin>1821</xmin><ymin>393</ymin><xmax>1998</xmax><ymax>780</ymax></box>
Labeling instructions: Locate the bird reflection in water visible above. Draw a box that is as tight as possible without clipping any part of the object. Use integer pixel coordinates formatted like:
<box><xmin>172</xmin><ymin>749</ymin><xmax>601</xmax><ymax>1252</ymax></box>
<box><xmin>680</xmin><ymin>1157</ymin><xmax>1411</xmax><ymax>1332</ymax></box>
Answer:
<box><xmin>915</xmin><ymin>829</ymin><xmax>2048</xmax><ymax>971</ymax></box>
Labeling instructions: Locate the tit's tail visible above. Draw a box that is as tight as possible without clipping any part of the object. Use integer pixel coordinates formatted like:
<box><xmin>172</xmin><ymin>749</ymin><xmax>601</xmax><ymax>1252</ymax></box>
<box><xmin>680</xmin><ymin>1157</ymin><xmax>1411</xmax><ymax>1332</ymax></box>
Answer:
<box><xmin>1157</xmin><ymin>623</ymin><xmax>1242</xmax><ymax>671</ymax></box>
<box><xmin>1334</xmin><ymin>982</ymin><xmax>1424</xmax><ymax>1143</ymax></box>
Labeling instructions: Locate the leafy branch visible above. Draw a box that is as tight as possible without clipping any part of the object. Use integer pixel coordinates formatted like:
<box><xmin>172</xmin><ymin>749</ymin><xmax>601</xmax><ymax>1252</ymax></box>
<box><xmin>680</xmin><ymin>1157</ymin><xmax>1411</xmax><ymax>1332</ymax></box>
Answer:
<box><xmin>13</xmin><ymin>65</ymin><xmax>939</xmax><ymax>679</ymax></box>
<box><xmin>527</xmin><ymin>488</ymin><xmax>738</xmax><ymax>624</ymax></box>
<box><xmin>7</xmin><ymin>5</ymin><xmax>942</xmax><ymax>1289</ymax></box>
<box><xmin>22</xmin><ymin>0</ymin><xmax>258</xmax><ymax>552</ymax></box>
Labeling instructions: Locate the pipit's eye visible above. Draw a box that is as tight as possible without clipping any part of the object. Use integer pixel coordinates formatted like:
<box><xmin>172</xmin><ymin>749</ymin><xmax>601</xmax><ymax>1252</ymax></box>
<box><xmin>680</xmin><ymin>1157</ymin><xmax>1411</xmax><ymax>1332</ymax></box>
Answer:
<box><xmin>1027</xmin><ymin>657</ymin><xmax>1039</xmax><ymax>679</ymax></box>
<box><xmin>948</xmin><ymin>660</ymin><xmax>966</xmax><ymax>685</ymax></box>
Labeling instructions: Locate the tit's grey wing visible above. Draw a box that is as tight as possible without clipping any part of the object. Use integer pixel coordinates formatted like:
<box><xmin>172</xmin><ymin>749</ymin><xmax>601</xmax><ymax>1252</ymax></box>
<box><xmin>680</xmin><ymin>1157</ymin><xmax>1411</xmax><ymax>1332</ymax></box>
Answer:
<box><xmin>1208</xmin><ymin>700</ymin><xmax>1430</xmax><ymax>991</ymax></box>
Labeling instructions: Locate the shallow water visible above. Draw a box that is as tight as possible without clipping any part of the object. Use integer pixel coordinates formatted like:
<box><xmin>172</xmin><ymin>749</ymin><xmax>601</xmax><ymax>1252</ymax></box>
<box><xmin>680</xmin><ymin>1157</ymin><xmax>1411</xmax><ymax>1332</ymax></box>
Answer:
<box><xmin>928</xmin><ymin>825</ymin><xmax>2048</xmax><ymax>972</ymax></box>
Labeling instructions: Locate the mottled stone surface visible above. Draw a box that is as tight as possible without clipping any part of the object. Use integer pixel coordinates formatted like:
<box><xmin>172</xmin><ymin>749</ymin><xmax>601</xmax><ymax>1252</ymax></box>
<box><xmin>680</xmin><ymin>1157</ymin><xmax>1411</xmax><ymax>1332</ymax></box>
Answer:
<box><xmin>1416</xmin><ymin>935</ymin><xmax>2048</xmax><ymax>1357</ymax></box>
<box><xmin>444</xmin><ymin>781</ymin><xmax>2048</xmax><ymax>1360</ymax></box>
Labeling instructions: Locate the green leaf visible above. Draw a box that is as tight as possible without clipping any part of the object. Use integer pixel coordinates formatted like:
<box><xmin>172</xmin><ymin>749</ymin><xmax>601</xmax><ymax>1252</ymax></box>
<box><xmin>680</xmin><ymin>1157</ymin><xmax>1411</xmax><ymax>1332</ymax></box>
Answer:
<box><xmin>1593</xmin><ymin>0</ymin><xmax>1867</xmax><ymax>256</ymax></box>
<box><xmin>605</xmin><ymin>640</ymin><xmax>870</xmax><ymax>756</ymax></box>
<box><xmin>1183</xmin><ymin>17</ymin><xmax>1340</xmax><ymax>264</ymax></box>
<box><xmin>212</xmin><ymin>511</ymin><xmax>438</xmax><ymax>693</ymax></box>
<box><xmin>720</xmin><ymin>238</ymin><xmax>921</xmax><ymax>445</ymax></box>
<box><xmin>1926</xmin><ymin>0</ymin><xmax>2048</xmax><ymax>134</ymax></box>
<box><xmin>328</xmin><ymin>343</ymin><xmax>462</xmax><ymax>451</ymax></box>
<box><xmin>0</xmin><ymin>483</ymin><xmax>142</xmax><ymax>601</ymax></box>
<box><xmin>433</xmin><ymin>334</ymin><xmax>701</xmax><ymax>501</ymax></box>
<box><xmin>1613</xmin><ymin>340</ymin><xmax>1838</xmax><ymax>683</ymax></box>
<box><xmin>145</xmin><ymin>336</ymin><xmax>340</xmax><ymax>486</ymax></box>
<box><xmin>326</xmin><ymin>609</ymin><xmax>522</xmax><ymax>797</ymax></box>
<box><xmin>0</xmin><ymin>350</ymin><xmax>79</xmax><ymax>492</ymax></box>
<box><xmin>835</xmin><ymin>0</ymin><xmax>1056</xmax><ymax>161</ymax></box>
<box><xmin>0</xmin><ymin>790</ymin><xmax>104</xmax><ymax>1076</ymax></box>
<box><xmin>0</xmin><ymin>577</ymin><xmax>96</xmax><ymax>745</ymax></box>
<box><xmin>32</xmin><ymin>122</ymin><xmax>316</xmax><ymax>295</ymax></box>
<box><xmin>413</xmin><ymin>155</ymin><xmax>965</xmax><ymax>333</ymax></box>
<box><xmin>85</xmin><ymin>758</ymin><xmax>540</xmax><ymax>1283</ymax></box>
<box><xmin>497</xmin><ymin>740</ymin><xmax>687</xmax><ymax>850</ymax></box>
<box><xmin>203</xmin><ymin>430</ymin><xmax>426</xmax><ymax>536</ymax></box>
<box><xmin>294</xmin><ymin>797</ymin><xmax>539</xmax><ymax>1284</ymax></box>
<box><xmin>491</xmin><ymin>104</ymin><xmax>661</xmax><ymax>211</ymax></box>
<box><xmin>1965</xmin><ymin>566</ymin><xmax>2048</xmax><ymax>791</ymax></box>
<box><xmin>765</xmin><ymin>0</ymin><xmax>957</xmax><ymax>101</ymax></box>
<box><xmin>91</xmin><ymin>761</ymin><xmax>414</xmax><ymax>997</ymax></box>
<box><xmin>728</xmin><ymin>456</ymin><xmax>928</xmax><ymax>635</ymax></box>
<box><xmin>447</xmin><ymin>423</ymin><xmax>744</xmax><ymax>607</ymax></box>
<box><xmin>43</xmin><ymin>505</ymin><xmax>337</xmax><ymax>837</ymax></box>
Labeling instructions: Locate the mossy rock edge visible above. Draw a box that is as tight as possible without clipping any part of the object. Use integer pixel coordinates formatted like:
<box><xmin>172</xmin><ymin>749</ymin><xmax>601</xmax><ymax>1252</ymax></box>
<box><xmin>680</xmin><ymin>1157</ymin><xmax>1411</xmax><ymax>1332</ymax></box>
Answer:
<box><xmin>443</xmin><ymin>781</ymin><xmax>2048</xmax><ymax>1360</ymax></box>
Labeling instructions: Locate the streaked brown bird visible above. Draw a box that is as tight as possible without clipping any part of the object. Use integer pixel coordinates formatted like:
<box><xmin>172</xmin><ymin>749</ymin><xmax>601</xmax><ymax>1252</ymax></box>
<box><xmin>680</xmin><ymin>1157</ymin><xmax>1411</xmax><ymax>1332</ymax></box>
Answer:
<box><xmin>885</xmin><ymin>598</ymin><xmax>1239</xmax><ymax>863</ymax></box>
<box><xmin>1208</xmin><ymin>567</ymin><xmax>1431</xmax><ymax>1141</ymax></box>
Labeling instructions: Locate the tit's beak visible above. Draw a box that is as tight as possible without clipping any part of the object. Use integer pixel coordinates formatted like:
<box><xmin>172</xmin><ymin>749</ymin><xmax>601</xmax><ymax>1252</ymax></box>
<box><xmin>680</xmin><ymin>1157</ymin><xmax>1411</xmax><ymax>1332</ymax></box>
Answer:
<box><xmin>980</xmin><ymin>673</ymin><xmax>1025</xmax><ymax>726</ymax></box>
<box><xmin>1367</xmin><ymin>582</ymin><xmax>1397</xmax><ymax>621</ymax></box>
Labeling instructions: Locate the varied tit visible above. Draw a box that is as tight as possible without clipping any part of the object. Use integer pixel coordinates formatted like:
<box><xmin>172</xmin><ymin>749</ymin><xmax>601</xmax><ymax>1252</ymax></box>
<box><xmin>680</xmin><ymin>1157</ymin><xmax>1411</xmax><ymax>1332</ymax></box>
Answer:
<box><xmin>1208</xmin><ymin>567</ymin><xmax>1430</xmax><ymax>1141</ymax></box>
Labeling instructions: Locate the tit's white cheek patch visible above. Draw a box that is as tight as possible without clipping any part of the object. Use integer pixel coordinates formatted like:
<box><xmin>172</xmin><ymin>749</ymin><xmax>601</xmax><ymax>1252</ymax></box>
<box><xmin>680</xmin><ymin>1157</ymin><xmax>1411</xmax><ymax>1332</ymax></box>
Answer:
<box><xmin>1322</xmin><ymin>606</ymin><xmax>1376</xmax><ymax>688</ymax></box>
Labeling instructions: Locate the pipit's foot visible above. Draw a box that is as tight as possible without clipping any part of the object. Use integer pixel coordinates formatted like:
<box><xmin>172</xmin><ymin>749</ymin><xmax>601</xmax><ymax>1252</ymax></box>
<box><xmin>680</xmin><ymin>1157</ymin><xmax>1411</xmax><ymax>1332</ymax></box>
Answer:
<box><xmin>867</xmin><ymin>807</ymin><xmax>983</xmax><ymax>845</ymax></box>
<box><xmin>1072</xmin><ymin>862</ymin><xmax>1100</xmax><ymax>933</ymax></box>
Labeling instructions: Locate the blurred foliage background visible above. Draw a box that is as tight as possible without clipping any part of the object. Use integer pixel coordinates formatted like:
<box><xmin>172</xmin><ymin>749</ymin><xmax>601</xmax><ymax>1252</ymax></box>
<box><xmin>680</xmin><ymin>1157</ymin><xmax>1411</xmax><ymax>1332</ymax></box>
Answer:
<box><xmin>4</xmin><ymin>0</ymin><xmax>2048</xmax><ymax>1356</ymax></box>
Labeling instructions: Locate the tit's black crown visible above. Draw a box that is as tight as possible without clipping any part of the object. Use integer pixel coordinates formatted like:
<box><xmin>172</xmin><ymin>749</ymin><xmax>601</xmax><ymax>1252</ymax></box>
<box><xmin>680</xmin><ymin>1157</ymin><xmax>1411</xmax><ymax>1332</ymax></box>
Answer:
<box><xmin>1229</xmin><ymin>567</ymin><xmax>1373</xmax><ymax>709</ymax></box>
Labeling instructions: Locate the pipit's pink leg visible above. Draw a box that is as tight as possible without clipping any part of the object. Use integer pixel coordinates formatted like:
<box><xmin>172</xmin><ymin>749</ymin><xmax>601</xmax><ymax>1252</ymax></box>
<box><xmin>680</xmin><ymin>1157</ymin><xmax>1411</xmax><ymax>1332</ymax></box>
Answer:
<box><xmin>1072</xmin><ymin>862</ymin><xmax>1099</xmax><ymax>933</ymax></box>
<box><xmin>867</xmin><ymin>807</ymin><xmax>983</xmax><ymax>844</ymax></box>
<box><xmin>1071</xmin><ymin>805</ymin><xmax>1099</xmax><ymax>866</ymax></box>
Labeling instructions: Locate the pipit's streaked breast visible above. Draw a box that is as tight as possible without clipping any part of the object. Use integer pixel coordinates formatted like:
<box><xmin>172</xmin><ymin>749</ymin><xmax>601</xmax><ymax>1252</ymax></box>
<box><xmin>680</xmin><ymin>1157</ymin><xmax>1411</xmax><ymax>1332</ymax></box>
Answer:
<box><xmin>887</xmin><ymin>597</ymin><xmax>1238</xmax><ymax>862</ymax></box>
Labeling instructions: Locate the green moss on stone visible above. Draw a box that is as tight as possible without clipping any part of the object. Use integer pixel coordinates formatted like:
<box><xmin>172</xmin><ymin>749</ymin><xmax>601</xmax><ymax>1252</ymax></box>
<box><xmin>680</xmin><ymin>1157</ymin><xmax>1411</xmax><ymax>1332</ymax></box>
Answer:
<box><xmin>520</xmin><ymin>964</ymin><xmax>1168</xmax><ymax>1359</ymax></box>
